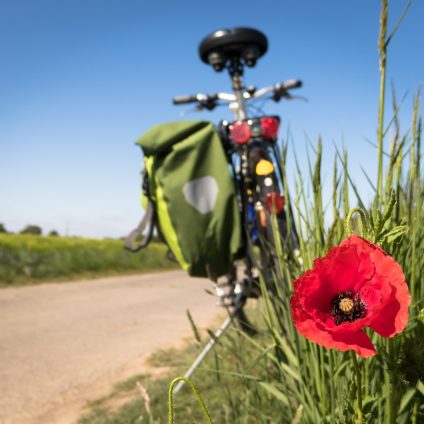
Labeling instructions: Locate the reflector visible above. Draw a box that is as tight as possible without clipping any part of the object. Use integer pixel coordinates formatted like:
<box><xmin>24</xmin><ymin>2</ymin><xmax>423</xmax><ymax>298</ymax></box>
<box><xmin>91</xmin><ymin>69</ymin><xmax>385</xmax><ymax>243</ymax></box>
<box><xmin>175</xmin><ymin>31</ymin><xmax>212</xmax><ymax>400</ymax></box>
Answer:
<box><xmin>264</xmin><ymin>192</ymin><xmax>285</xmax><ymax>214</ymax></box>
<box><xmin>230</xmin><ymin>121</ymin><xmax>250</xmax><ymax>144</ymax></box>
<box><xmin>260</xmin><ymin>117</ymin><xmax>279</xmax><ymax>139</ymax></box>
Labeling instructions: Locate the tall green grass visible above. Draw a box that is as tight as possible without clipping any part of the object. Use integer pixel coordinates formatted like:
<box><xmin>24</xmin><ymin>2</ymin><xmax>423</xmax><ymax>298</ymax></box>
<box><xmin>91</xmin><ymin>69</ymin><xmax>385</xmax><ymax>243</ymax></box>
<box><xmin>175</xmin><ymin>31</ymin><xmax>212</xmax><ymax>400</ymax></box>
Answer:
<box><xmin>169</xmin><ymin>1</ymin><xmax>423</xmax><ymax>422</ymax></box>
<box><xmin>0</xmin><ymin>234</ymin><xmax>177</xmax><ymax>286</ymax></box>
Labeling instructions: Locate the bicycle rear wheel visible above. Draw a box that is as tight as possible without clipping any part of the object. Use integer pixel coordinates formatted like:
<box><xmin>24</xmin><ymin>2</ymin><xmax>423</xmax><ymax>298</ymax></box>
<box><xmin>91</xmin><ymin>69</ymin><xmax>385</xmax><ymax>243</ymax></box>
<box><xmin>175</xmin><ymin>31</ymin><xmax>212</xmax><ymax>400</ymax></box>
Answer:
<box><xmin>248</xmin><ymin>145</ymin><xmax>298</xmax><ymax>285</ymax></box>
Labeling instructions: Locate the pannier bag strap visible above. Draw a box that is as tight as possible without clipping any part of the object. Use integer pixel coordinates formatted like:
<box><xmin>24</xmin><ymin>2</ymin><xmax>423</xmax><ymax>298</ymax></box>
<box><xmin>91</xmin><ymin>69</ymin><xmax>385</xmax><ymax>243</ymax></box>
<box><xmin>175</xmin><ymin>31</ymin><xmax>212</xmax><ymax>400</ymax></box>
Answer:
<box><xmin>124</xmin><ymin>200</ymin><xmax>155</xmax><ymax>252</ymax></box>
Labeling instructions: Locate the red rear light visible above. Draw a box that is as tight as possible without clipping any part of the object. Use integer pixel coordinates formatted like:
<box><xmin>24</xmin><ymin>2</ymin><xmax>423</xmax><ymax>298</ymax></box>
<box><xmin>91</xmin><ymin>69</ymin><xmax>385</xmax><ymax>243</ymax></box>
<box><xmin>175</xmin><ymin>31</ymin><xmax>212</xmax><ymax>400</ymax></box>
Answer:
<box><xmin>230</xmin><ymin>121</ymin><xmax>250</xmax><ymax>144</ymax></box>
<box><xmin>264</xmin><ymin>192</ymin><xmax>285</xmax><ymax>214</ymax></box>
<box><xmin>260</xmin><ymin>117</ymin><xmax>280</xmax><ymax>139</ymax></box>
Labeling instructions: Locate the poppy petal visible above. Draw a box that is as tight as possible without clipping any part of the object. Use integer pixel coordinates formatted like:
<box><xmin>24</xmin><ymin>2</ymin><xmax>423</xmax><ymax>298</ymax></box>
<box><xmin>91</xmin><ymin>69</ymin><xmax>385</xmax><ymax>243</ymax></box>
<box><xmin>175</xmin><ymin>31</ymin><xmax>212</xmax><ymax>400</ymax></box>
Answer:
<box><xmin>293</xmin><ymin>313</ymin><xmax>376</xmax><ymax>358</ymax></box>
<box><xmin>368</xmin><ymin>245</ymin><xmax>410</xmax><ymax>336</ymax></box>
<box><xmin>370</xmin><ymin>283</ymin><xmax>410</xmax><ymax>337</ymax></box>
<box><xmin>314</xmin><ymin>238</ymin><xmax>375</xmax><ymax>297</ymax></box>
<box><xmin>329</xmin><ymin>329</ymin><xmax>377</xmax><ymax>358</ymax></box>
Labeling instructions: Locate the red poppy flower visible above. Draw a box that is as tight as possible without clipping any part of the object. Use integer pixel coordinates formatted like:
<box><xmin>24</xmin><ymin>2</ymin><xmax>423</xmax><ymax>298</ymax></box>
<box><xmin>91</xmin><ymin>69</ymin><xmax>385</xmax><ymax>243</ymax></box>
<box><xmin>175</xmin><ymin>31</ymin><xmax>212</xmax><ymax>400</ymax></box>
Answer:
<box><xmin>290</xmin><ymin>234</ymin><xmax>410</xmax><ymax>358</ymax></box>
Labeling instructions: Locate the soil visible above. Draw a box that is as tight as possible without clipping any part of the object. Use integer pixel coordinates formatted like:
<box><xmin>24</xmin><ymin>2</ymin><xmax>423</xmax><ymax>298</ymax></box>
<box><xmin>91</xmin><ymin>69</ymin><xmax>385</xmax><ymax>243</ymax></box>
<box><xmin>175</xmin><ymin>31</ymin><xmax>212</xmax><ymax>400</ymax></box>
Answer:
<box><xmin>0</xmin><ymin>271</ymin><xmax>221</xmax><ymax>424</ymax></box>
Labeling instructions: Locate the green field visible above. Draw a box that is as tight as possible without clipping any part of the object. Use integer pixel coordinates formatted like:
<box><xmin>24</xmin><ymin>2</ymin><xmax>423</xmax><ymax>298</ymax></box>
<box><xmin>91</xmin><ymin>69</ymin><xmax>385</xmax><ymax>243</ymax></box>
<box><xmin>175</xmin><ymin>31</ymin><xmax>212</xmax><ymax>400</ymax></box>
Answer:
<box><xmin>0</xmin><ymin>234</ymin><xmax>178</xmax><ymax>286</ymax></box>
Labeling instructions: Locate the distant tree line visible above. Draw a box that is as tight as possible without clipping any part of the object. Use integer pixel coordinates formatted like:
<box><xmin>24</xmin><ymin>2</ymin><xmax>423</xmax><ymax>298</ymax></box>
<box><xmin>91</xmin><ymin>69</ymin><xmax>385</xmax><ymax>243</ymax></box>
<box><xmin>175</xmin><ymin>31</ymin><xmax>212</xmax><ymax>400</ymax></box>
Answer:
<box><xmin>0</xmin><ymin>223</ymin><xmax>59</xmax><ymax>236</ymax></box>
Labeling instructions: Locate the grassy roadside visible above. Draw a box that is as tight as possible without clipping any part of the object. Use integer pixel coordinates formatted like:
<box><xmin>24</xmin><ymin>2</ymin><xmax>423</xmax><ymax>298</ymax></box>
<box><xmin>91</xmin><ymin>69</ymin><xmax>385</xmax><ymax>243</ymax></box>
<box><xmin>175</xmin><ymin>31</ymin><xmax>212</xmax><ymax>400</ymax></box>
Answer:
<box><xmin>77</xmin><ymin>304</ymin><xmax>279</xmax><ymax>424</ymax></box>
<box><xmin>0</xmin><ymin>234</ymin><xmax>178</xmax><ymax>287</ymax></box>
<box><xmin>77</xmin><ymin>344</ymin><xmax>206</xmax><ymax>424</ymax></box>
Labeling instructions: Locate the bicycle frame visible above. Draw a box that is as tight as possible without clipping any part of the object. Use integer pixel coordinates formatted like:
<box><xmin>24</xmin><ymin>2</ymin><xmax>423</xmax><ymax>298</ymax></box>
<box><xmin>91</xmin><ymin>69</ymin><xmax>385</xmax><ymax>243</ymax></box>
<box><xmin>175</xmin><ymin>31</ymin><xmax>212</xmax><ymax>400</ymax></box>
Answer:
<box><xmin>169</xmin><ymin>27</ymin><xmax>303</xmax><ymax>393</ymax></box>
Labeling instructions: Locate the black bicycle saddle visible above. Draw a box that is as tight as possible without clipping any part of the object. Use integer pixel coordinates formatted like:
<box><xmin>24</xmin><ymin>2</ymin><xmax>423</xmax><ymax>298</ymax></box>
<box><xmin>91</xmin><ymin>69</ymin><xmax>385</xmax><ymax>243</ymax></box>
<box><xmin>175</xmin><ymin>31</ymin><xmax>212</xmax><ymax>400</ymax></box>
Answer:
<box><xmin>198</xmin><ymin>27</ymin><xmax>268</xmax><ymax>71</ymax></box>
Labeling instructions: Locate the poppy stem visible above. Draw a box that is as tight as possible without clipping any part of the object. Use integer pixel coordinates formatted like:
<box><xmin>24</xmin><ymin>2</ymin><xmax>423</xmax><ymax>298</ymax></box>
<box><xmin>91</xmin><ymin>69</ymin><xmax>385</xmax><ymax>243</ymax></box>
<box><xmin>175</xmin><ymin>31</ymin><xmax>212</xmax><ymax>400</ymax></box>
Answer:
<box><xmin>350</xmin><ymin>351</ymin><xmax>363</xmax><ymax>424</ymax></box>
<box><xmin>168</xmin><ymin>377</ymin><xmax>213</xmax><ymax>424</ymax></box>
<box><xmin>345</xmin><ymin>208</ymin><xmax>368</xmax><ymax>238</ymax></box>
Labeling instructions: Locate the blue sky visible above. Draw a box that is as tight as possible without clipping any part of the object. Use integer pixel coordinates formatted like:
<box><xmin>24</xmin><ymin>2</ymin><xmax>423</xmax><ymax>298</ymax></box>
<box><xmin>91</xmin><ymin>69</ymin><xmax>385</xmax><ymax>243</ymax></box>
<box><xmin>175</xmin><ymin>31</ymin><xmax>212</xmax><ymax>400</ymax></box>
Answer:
<box><xmin>1</xmin><ymin>0</ymin><xmax>422</xmax><ymax>238</ymax></box>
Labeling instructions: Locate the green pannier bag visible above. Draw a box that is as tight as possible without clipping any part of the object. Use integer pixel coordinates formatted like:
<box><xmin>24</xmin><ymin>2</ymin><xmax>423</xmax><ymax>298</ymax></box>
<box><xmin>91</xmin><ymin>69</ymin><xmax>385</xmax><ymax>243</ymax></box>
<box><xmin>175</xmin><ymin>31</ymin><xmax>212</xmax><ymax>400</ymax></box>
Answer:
<box><xmin>125</xmin><ymin>120</ymin><xmax>242</xmax><ymax>278</ymax></box>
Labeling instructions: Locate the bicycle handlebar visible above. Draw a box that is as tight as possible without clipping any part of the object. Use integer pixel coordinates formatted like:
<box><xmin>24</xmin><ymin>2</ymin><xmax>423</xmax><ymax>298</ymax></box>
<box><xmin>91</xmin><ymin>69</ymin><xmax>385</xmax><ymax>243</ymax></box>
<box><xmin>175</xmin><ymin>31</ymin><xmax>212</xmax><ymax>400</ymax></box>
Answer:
<box><xmin>172</xmin><ymin>79</ymin><xmax>302</xmax><ymax>109</ymax></box>
<box><xmin>280</xmin><ymin>79</ymin><xmax>302</xmax><ymax>90</ymax></box>
<box><xmin>173</xmin><ymin>95</ymin><xmax>199</xmax><ymax>105</ymax></box>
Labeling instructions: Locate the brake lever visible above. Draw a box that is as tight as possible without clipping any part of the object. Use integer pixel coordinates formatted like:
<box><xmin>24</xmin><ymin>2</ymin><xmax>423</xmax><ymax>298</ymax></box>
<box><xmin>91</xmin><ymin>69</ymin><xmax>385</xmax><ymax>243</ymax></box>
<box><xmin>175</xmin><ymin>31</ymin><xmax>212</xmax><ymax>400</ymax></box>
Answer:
<box><xmin>200</xmin><ymin>98</ymin><xmax>217</xmax><ymax>111</ymax></box>
<box><xmin>273</xmin><ymin>92</ymin><xmax>308</xmax><ymax>103</ymax></box>
<box><xmin>272</xmin><ymin>91</ymin><xmax>287</xmax><ymax>102</ymax></box>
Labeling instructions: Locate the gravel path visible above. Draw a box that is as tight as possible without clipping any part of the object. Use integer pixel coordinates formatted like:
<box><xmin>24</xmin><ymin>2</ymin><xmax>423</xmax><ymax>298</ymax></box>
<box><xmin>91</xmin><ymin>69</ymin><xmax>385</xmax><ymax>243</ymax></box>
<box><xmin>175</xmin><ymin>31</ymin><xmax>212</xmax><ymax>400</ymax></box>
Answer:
<box><xmin>0</xmin><ymin>271</ymin><xmax>220</xmax><ymax>424</ymax></box>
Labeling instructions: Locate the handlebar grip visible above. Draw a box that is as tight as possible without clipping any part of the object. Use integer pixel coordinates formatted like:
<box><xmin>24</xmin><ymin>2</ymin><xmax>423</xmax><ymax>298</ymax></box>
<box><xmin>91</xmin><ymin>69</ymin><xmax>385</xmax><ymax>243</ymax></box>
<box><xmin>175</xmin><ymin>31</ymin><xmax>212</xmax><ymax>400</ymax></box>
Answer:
<box><xmin>172</xmin><ymin>95</ymin><xmax>198</xmax><ymax>105</ymax></box>
<box><xmin>282</xmin><ymin>79</ymin><xmax>302</xmax><ymax>89</ymax></box>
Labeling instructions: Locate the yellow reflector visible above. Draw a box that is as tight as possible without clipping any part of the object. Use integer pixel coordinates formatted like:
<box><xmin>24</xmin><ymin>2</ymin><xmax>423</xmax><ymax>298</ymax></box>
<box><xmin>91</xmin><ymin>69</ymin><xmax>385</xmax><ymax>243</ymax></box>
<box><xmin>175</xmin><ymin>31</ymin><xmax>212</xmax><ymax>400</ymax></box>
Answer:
<box><xmin>256</xmin><ymin>159</ymin><xmax>274</xmax><ymax>176</ymax></box>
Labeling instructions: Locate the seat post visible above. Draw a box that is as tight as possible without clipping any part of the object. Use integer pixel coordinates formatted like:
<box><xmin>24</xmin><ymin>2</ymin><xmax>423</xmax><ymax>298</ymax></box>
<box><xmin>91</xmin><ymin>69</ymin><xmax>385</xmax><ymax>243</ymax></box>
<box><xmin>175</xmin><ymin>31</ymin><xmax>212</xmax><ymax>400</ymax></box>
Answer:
<box><xmin>228</xmin><ymin>57</ymin><xmax>247</xmax><ymax>120</ymax></box>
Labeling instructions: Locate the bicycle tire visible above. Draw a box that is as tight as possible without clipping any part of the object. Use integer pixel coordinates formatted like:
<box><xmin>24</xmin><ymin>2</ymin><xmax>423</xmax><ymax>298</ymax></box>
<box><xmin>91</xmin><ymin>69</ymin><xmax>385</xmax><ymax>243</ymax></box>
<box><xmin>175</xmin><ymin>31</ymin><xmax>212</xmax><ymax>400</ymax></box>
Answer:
<box><xmin>248</xmin><ymin>145</ymin><xmax>296</xmax><ymax>286</ymax></box>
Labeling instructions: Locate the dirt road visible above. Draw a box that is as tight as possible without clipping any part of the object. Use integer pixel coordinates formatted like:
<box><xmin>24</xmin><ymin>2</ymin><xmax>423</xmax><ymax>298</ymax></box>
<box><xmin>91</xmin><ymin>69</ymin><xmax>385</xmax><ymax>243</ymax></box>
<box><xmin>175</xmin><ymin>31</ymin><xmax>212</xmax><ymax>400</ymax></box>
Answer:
<box><xmin>0</xmin><ymin>271</ymin><xmax>221</xmax><ymax>424</ymax></box>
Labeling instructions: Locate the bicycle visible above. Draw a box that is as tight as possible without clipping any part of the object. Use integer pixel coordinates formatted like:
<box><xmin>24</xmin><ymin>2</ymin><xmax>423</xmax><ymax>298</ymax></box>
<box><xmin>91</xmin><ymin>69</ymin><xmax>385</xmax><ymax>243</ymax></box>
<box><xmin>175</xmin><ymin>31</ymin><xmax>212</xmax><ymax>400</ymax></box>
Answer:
<box><xmin>125</xmin><ymin>27</ymin><xmax>303</xmax><ymax>393</ymax></box>
<box><xmin>171</xmin><ymin>27</ymin><xmax>302</xmax><ymax>332</ymax></box>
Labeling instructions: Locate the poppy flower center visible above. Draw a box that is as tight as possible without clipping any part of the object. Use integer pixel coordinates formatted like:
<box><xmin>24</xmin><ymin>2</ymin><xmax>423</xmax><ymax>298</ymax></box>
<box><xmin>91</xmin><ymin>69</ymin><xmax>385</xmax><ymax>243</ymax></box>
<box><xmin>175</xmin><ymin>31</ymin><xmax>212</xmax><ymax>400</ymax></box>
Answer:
<box><xmin>330</xmin><ymin>290</ymin><xmax>366</xmax><ymax>325</ymax></box>
<box><xmin>339</xmin><ymin>297</ymin><xmax>354</xmax><ymax>313</ymax></box>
